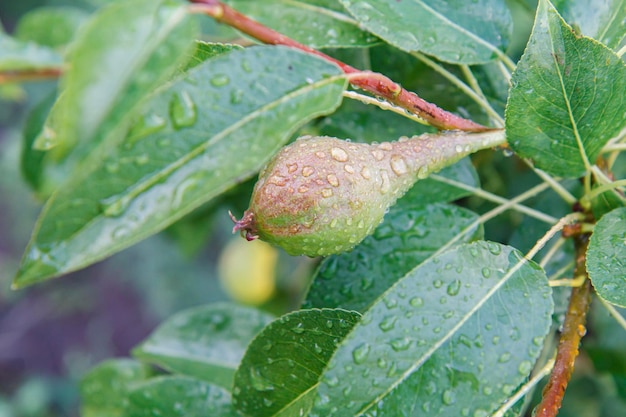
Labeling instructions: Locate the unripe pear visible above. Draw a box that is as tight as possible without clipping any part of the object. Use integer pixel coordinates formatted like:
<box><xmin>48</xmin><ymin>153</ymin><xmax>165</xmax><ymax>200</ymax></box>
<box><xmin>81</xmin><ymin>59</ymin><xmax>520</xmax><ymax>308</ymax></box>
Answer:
<box><xmin>232</xmin><ymin>130</ymin><xmax>504</xmax><ymax>256</ymax></box>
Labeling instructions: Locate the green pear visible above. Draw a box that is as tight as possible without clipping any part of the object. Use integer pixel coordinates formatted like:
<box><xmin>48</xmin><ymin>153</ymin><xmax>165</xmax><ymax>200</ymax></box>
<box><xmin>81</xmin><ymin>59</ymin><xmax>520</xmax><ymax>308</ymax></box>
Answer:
<box><xmin>232</xmin><ymin>130</ymin><xmax>504</xmax><ymax>256</ymax></box>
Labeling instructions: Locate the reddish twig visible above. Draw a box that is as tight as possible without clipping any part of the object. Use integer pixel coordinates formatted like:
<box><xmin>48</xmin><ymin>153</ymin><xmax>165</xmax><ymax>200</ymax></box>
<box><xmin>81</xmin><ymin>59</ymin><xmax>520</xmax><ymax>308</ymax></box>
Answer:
<box><xmin>0</xmin><ymin>67</ymin><xmax>63</xmax><ymax>84</ymax></box>
<box><xmin>534</xmin><ymin>233</ymin><xmax>593</xmax><ymax>417</ymax></box>
<box><xmin>188</xmin><ymin>0</ymin><xmax>491</xmax><ymax>132</ymax></box>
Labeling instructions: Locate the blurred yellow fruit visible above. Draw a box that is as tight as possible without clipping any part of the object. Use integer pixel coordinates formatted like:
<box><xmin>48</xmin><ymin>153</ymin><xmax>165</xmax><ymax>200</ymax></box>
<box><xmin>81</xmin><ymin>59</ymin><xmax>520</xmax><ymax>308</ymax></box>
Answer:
<box><xmin>218</xmin><ymin>237</ymin><xmax>278</xmax><ymax>305</ymax></box>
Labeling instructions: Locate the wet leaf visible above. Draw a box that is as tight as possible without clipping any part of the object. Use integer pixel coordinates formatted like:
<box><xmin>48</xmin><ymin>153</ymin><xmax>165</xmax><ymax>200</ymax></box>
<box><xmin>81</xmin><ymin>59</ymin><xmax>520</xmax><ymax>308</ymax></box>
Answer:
<box><xmin>553</xmin><ymin>0</ymin><xmax>626</xmax><ymax>49</ymax></box>
<box><xmin>311</xmin><ymin>241</ymin><xmax>553</xmax><ymax>416</ymax></box>
<box><xmin>233</xmin><ymin>309</ymin><xmax>360</xmax><ymax>417</ymax></box>
<box><xmin>338</xmin><ymin>0</ymin><xmax>512</xmax><ymax>64</ymax></box>
<box><xmin>0</xmin><ymin>32</ymin><xmax>62</xmax><ymax>71</ymax></box>
<box><xmin>38</xmin><ymin>0</ymin><xmax>198</xmax><ymax>155</ymax></box>
<box><xmin>505</xmin><ymin>0</ymin><xmax>626</xmax><ymax>177</ymax></box>
<box><xmin>303</xmin><ymin>203</ymin><xmax>482</xmax><ymax>312</ymax></box>
<box><xmin>227</xmin><ymin>0</ymin><xmax>378</xmax><ymax>48</ymax></box>
<box><xmin>587</xmin><ymin>207</ymin><xmax>626</xmax><ymax>307</ymax></box>
<box><xmin>14</xmin><ymin>6</ymin><xmax>89</xmax><ymax>49</ymax></box>
<box><xmin>133</xmin><ymin>303</ymin><xmax>274</xmax><ymax>389</ymax></box>
<box><xmin>80</xmin><ymin>359</ymin><xmax>154</xmax><ymax>417</ymax></box>
<box><xmin>126</xmin><ymin>376</ymin><xmax>237</xmax><ymax>417</ymax></box>
<box><xmin>13</xmin><ymin>46</ymin><xmax>346</xmax><ymax>287</ymax></box>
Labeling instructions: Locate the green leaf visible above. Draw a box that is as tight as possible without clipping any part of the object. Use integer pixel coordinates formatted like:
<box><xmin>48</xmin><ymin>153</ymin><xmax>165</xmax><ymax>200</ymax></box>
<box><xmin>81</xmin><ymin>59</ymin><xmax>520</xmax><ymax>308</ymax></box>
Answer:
<box><xmin>311</xmin><ymin>241</ymin><xmax>553</xmax><ymax>416</ymax></box>
<box><xmin>0</xmin><ymin>33</ymin><xmax>62</xmax><ymax>71</ymax></box>
<box><xmin>587</xmin><ymin>207</ymin><xmax>626</xmax><ymax>307</ymax></box>
<box><xmin>13</xmin><ymin>46</ymin><xmax>346</xmax><ymax>287</ymax></box>
<box><xmin>227</xmin><ymin>0</ymin><xmax>378</xmax><ymax>48</ymax></box>
<box><xmin>505</xmin><ymin>0</ymin><xmax>626</xmax><ymax>177</ymax></box>
<box><xmin>233</xmin><ymin>309</ymin><xmax>360</xmax><ymax>417</ymax></box>
<box><xmin>338</xmin><ymin>0</ymin><xmax>512</xmax><ymax>64</ymax></box>
<box><xmin>133</xmin><ymin>303</ymin><xmax>274</xmax><ymax>389</ymax></box>
<box><xmin>182</xmin><ymin>41</ymin><xmax>243</xmax><ymax>72</ymax></box>
<box><xmin>554</xmin><ymin>0</ymin><xmax>626</xmax><ymax>49</ymax></box>
<box><xmin>21</xmin><ymin>92</ymin><xmax>56</xmax><ymax>192</ymax></box>
<box><xmin>14</xmin><ymin>6</ymin><xmax>89</xmax><ymax>49</ymax></box>
<box><xmin>80</xmin><ymin>359</ymin><xmax>154</xmax><ymax>417</ymax></box>
<box><xmin>303</xmin><ymin>203</ymin><xmax>482</xmax><ymax>312</ymax></box>
<box><xmin>39</xmin><ymin>0</ymin><xmax>198</xmax><ymax>154</ymax></box>
<box><xmin>126</xmin><ymin>376</ymin><xmax>237</xmax><ymax>417</ymax></box>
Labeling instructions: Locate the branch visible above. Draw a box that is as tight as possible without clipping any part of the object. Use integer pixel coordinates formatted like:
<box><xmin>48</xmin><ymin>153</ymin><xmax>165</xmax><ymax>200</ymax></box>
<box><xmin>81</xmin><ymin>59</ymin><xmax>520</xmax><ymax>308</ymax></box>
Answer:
<box><xmin>188</xmin><ymin>0</ymin><xmax>491</xmax><ymax>132</ymax></box>
<box><xmin>534</xmin><ymin>232</ymin><xmax>593</xmax><ymax>417</ymax></box>
<box><xmin>0</xmin><ymin>67</ymin><xmax>62</xmax><ymax>84</ymax></box>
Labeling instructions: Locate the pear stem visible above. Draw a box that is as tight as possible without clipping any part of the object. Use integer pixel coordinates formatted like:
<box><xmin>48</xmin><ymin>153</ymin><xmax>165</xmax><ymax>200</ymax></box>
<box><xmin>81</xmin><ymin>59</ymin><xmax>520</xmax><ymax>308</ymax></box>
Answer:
<box><xmin>188</xmin><ymin>0</ymin><xmax>492</xmax><ymax>132</ymax></box>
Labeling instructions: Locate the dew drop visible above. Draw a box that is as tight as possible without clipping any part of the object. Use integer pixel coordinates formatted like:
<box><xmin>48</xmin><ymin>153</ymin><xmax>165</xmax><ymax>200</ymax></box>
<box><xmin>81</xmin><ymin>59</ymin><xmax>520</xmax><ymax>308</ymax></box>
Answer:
<box><xmin>446</xmin><ymin>279</ymin><xmax>461</xmax><ymax>296</ymax></box>
<box><xmin>442</xmin><ymin>389</ymin><xmax>456</xmax><ymax>405</ymax></box>
<box><xmin>128</xmin><ymin>113</ymin><xmax>166</xmax><ymax>143</ymax></box>
<box><xmin>325</xmin><ymin>375</ymin><xmax>339</xmax><ymax>387</ymax></box>
<box><xmin>390</xmin><ymin>155</ymin><xmax>408</xmax><ymax>175</ymax></box>
<box><xmin>360</xmin><ymin>166</ymin><xmax>371</xmax><ymax>179</ymax></box>
<box><xmin>292</xmin><ymin>323</ymin><xmax>305</xmax><ymax>334</ymax></box>
<box><xmin>481</xmin><ymin>267</ymin><xmax>491</xmax><ymax>278</ymax></box>
<box><xmin>322</xmin><ymin>188</ymin><xmax>333</xmax><ymax>198</ymax></box>
<box><xmin>518</xmin><ymin>360</ymin><xmax>532</xmax><ymax>375</ymax></box>
<box><xmin>302</xmin><ymin>166</ymin><xmax>315</xmax><ymax>177</ymax></box>
<box><xmin>298</xmin><ymin>185</ymin><xmax>309</xmax><ymax>193</ymax></box>
<box><xmin>100</xmin><ymin>194</ymin><xmax>133</xmax><ymax>217</ymax></box>
<box><xmin>249</xmin><ymin>367</ymin><xmax>274</xmax><ymax>392</ymax></box>
<box><xmin>380</xmin><ymin>169</ymin><xmax>391</xmax><ymax>194</ymax></box>
<box><xmin>352</xmin><ymin>343</ymin><xmax>371</xmax><ymax>364</ymax></box>
<box><xmin>327</xmin><ymin>174</ymin><xmax>339</xmax><ymax>187</ymax></box>
<box><xmin>263</xmin><ymin>398</ymin><xmax>273</xmax><ymax>407</ymax></box>
<box><xmin>331</xmin><ymin>147</ymin><xmax>349</xmax><ymax>162</ymax></box>
<box><xmin>390</xmin><ymin>337</ymin><xmax>411</xmax><ymax>351</ymax></box>
<box><xmin>230</xmin><ymin>88</ymin><xmax>244</xmax><ymax>104</ymax></box>
<box><xmin>498</xmin><ymin>352</ymin><xmax>511</xmax><ymax>363</ymax></box>
<box><xmin>169</xmin><ymin>91</ymin><xmax>197</xmax><ymax>129</ymax></box>
<box><xmin>379</xmin><ymin>315</ymin><xmax>397</xmax><ymax>331</ymax></box>
<box><xmin>433</xmin><ymin>279</ymin><xmax>443</xmax><ymax>289</ymax></box>
<box><xmin>377</xmin><ymin>358</ymin><xmax>387</xmax><ymax>368</ymax></box>
<box><xmin>210</xmin><ymin>74</ymin><xmax>230</xmax><ymax>86</ymax></box>
<box><xmin>325</xmin><ymin>320</ymin><xmax>334</xmax><ymax>329</ymax></box>
<box><xmin>314</xmin><ymin>344</ymin><xmax>323</xmax><ymax>354</ymax></box>
<box><xmin>344</xmin><ymin>164</ymin><xmax>355</xmax><ymax>174</ymax></box>
<box><xmin>134</xmin><ymin>154</ymin><xmax>149</xmax><ymax>166</ymax></box>
<box><xmin>417</xmin><ymin>166</ymin><xmax>429</xmax><ymax>179</ymax></box>
<box><xmin>371</xmin><ymin>149</ymin><xmax>385</xmax><ymax>161</ymax></box>
<box><xmin>473</xmin><ymin>409</ymin><xmax>489</xmax><ymax>417</ymax></box>
<box><xmin>409</xmin><ymin>297</ymin><xmax>424</xmax><ymax>307</ymax></box>
<box><xmin>287</xmin><ymin>162</ymin><xmax>298</xmax><ymax>173</ymax></box>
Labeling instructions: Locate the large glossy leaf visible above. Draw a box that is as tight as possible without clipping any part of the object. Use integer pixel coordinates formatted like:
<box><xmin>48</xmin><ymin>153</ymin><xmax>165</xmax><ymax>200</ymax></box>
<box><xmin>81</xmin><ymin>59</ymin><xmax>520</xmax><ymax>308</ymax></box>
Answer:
<box><xmin>587</xmin><ymin>207</ymin><xmax>626</xmax><ymax>307</ymax></box>
<box><xmin>227</xmin><ymin>0</ymin><xmax>378</xmax><ymax>48</ymax></box>
<box><xmin>80</xmin><ymin>359</ymin><xmax>154</xmax><ymax>417</ymax></box>
<box><xmin>126</xmin><ymin>376</ymin><xmax>237</xmax><ymax>417</ymax></box>
<box><xmin>14</xmin><ymin>6</ymin><xmax>89</xmax><ymax>49</ymax></box>
<box><xmin>13</xmin><ymin>46</ymin><xmax>346</xmax><ymax>287</ymax></box>
<box><xmin>37</xmin><ymin>0</ymin><xmax>198</xmax><ymax>155</ymax></box>
<box><xmin>233</xmin><ymin>309</ymin><xmax>360</xmax><ymax>417</ymax></box>
<box><xmin>554</xmin><ymin>0</ymin><xmax>626</xmax><ymax>49</ymax></box>
<box><xmin>133</xmin><ymin>303</ymin><xmax>274</xmax><ymax>389</ymax></box>
<box><xmin>505</xmin><ymin>0</ymin><xmax>626</xmax><ymax>177</ymax></box>
<box><xmin>338</xmin><ymin>0</ymin><xmax>512</xmax><ymax>64</ymax></box>
<box><xmin>0</xmin><ymin>32</ymin><xmax>62</xmax><ymax>71</ymax></box>
<box><xmin>303</xmin><ymin>203</ymin><xmax>482</xmax><ymax>312</ymax></box>
<box><xmin>311</xmin><ymin>241</ymin><xmax>553</xmax><ymax>416</ymax></box>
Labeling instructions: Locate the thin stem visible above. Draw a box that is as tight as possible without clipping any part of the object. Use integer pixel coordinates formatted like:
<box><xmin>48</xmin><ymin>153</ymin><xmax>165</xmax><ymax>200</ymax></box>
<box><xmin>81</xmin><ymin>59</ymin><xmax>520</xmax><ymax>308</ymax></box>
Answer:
<box><xmin>188</xmin><ymin>0</ymin><xmax>491</xmax><ymax>132</ymax></box>
<box><xmin>549</xmin><ymin>275</ymin><xmax>585</xmax><ymax>287</ymax></box>
<box><xmin>617</xmin><ymin>44</ymin><xmax>626</xmax><ymax>58</ymax></box>
<box><xmin>602</xmin><ymin>143</ymin><xmax>626</xmax><ymax>153</ymax></box>
<box><xmin>434</xmin><ymin>182</ymin><xmax>553</xmax><ymax>256</ymax></box>
<box><xmin>534</xmin><ymin>234</ymin><xmax>593</xmax><ymax>417</ymax></box>
<box><xmin>539</xmin><ymin>237</ymin><xmax>567</xmax><ymax>268</ymax></box>
<box><xmin>546</xmin><ymin>261</ymin><xmax>576</xmax><ymax>282</ymax></box>
<box><xmin>430</xmin><ymin>174</ymin><xmax>557</xmax><ymax>224</ymax></box>
<box><xmin>413</xmin><ymin>52</ymin><xmax>504</xmax><ymax>126</ymax></box>
<box><xmin>582</xmin><ymin>178</ymin><xmax>626</xmax><ymax>205</ymax></box>
<box><xmin>525</xmin><ymin>213</ymin><xmax>584</xmax><ymax>261</ymax></box>
<box><xmin>342</xmin><ymin>91</ymin><xmax>430</xmax><ymax>125</ymax></box>
<box><xmin>497</xmin><ymin>60</ymin><xmax>512</xmax><ymax>85</ymax></box>
<box><xmin>492</xmin><ymin>357</ymin><xmax>556</xmax><ymax>417</ymax></box>
<box><xmin>0</xmin><ymin>67</ymin><xmax>63</xmax><ymax>84</ymax></box>
<box><xmin>460</xmin><ymin>64</ymin><xmax>487</xmax><ymax>100</ymax></box>
<box><xmin>599</xmin><ymin>298</ymin><xmax>626</xmax><ymax>333</ymax></box>
<box><xmin>525</xmin><ymin>162</ymin><xmax>578</xmax><ymax>205</ymax></box>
